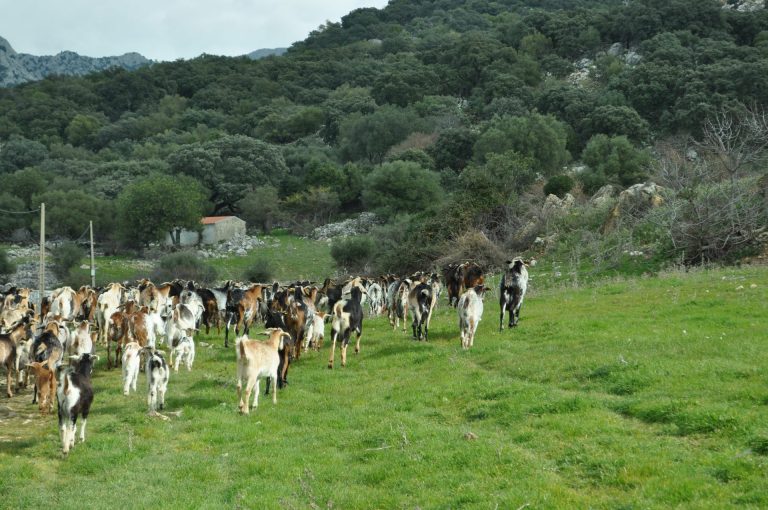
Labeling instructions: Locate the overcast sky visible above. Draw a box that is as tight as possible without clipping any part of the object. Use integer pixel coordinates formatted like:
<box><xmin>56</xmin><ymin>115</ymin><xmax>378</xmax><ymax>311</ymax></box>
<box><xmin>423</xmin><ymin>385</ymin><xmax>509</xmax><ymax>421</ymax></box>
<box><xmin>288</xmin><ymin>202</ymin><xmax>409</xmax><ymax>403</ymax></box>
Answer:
<box><xmin>0</xmin><ymin>0</ymin><xmax>390</xmax><ymax>61</ymax></box>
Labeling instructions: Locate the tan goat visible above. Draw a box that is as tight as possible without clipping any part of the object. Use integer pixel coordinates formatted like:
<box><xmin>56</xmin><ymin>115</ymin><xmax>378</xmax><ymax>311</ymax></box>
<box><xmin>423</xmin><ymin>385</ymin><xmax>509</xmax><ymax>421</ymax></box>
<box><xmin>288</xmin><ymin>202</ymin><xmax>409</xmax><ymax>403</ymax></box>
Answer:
<box><xmin>235</xmin><ymin>328</ymin><xmax>291</xmax><ymax>414</ymax></box>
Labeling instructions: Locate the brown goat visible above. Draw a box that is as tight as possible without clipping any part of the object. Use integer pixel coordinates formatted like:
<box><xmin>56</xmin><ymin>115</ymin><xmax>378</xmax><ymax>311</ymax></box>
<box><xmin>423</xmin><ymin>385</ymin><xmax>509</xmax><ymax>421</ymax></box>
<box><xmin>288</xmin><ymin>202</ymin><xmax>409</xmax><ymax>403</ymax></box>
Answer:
<box><xmin>27</xmin><ymin>361</ymin><xmax>56</xmax><ymax>414</ymax></box>
<box><xmin>0</xmin><ymin>336</ymin><xmax>16</xmax><ymax>398</ymax></box>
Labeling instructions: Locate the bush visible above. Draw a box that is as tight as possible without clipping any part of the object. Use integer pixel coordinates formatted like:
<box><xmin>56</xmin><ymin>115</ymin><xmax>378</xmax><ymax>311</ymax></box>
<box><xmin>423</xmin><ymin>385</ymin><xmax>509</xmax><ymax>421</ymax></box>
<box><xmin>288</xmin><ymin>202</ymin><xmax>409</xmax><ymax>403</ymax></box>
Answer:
<box><xmin>51</xmin><ymin>242</ymin><xmax>84</xmax><ymax>281</ymax></box>
<box><xmin>243</xmin><ymin>258</ymin><xmax>273</xmax><ymax>283</ymax></box>
<box><xmin>331</xmin><ymin>236</ymin><xmax>375</xmax><ymax>272</ymax></box>
<box><xmin>0</xmin><ymin>249</ymin><xmax>15</xmax><ymax>278</ymax></box>
<box><xmin>151</xmin><ymin>252</ymin><xmax>217</xmax><ymax>284</ymax></box>
<box><xmin>544</xmin><ymin>174</ymin><xmax>575</xmax><ymax>198</ymax></box>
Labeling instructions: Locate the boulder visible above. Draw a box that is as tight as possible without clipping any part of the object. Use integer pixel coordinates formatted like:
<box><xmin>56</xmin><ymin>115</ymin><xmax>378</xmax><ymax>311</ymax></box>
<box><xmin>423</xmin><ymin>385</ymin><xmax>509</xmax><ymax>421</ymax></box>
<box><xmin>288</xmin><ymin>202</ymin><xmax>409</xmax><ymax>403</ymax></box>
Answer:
<box><xmin>603</xmin><ymin>182</ymin><xmax>665</xmax><ymax>233</ymax></box>
<box><xmin>542</xmin><ymin>193</ymin><xmax>575</xmax><ymax>218</ymax></box>
<box><xmin>589</xmin><ymin>185</ymin><xmax>619</xmax><ymax>207</ymax></box>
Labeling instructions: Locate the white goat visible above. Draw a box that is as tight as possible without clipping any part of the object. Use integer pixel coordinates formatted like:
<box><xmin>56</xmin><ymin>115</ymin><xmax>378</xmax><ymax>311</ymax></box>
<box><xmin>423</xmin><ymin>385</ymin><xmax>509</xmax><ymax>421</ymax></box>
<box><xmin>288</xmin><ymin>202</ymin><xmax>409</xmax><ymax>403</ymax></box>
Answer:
<box><xmin>170</xmin><ymin>336</ymin><xmax>195</xmax><ymax>372</ymax></box>
<box><xmin>458</xmin><ymin>285</ymin><xmax>486</xmax><ymax>349</ymax></box>
<box><xmin>121</xmin><ymin>342</ymin><xmax>141</xmax><ymax>395</ymax></box>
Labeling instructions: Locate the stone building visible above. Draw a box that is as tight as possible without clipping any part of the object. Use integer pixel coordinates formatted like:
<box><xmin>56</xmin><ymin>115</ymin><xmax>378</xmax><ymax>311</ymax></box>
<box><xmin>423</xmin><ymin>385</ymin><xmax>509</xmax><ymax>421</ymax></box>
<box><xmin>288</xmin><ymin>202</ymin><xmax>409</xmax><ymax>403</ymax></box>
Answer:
<box><xmin>165</xmin><ymin>216</ymin><xmax>246</xmax><ymax>246</ymax></box>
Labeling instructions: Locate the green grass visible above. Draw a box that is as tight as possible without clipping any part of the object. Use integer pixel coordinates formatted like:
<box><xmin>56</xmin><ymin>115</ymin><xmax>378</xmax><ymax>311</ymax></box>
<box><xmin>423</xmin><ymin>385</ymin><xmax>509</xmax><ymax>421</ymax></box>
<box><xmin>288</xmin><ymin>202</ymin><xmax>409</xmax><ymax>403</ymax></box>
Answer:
<box><xmin>69</xmin><ymin>233</ymin><xmax>336</xmax><ymax>284</ymax></box>
<box><xmin>1</xmin><ymin>265</ymin><xmax>767</xmax><ymax>508</ymax></box>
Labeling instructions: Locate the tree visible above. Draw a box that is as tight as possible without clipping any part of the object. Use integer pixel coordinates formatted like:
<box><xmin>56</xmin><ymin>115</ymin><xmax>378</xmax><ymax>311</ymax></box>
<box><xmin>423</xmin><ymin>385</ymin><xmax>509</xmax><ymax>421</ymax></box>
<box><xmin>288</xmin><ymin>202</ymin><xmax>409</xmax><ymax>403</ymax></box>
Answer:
<box><xmin>474</xmin><ymin>114</ymin><xmax>570</xmax><ymax>177</ymax></box>
<box><xmin>32</xmin><ymin>190</ymin><xmax>113</xmax><ymax>240</ymax></box>
<box><xmin>544</xmin><ymin>174</ymin><xmax>575</xmax><ymax>198</ymax></box>
<box><xmin>429</xmin><ymin>128</ymin><xmax>477</xmax><ymax>173</ymax></box>
<box><xmin>321</xmin><ymin>84</ymin><xmax>377</xmax><ymax>144</ymax></box>
<box><xmin>697</xmin><ymin>104</ymin><xmax>768</xmax><ymax>184</ymax></box>
<box><xmin>6</xmin><ymin>168</ymin><xmax>47</xmax><ymax>208</ymax></box>
<box><xmin>339</xmin><ymin>106</ymin><xmax>427</xmax><ymax>164</ymax></box>
<box><xmin>167</xmin><ymin>135</ymin><xmax>287</xmax><ymax>213</ymax></box>
<box><xmin>580</xmin><ymin>135</ymin><xmax>651</xmax><ymax>194</ymax></box>
<box><xmin>237</xmin><ymin>186</ymin><xmax>282</xmax><ymax>233</ymax></box>
<box><xmin>362</xmin><ymin>161</ymin><xmax>443</xmax><ymax>220</ymax></box>
<box><xmin>116</xmin><ymin>174</ymin><xmax>207</xmax><ymax>249</ymax></box>
<box><xmin>0</xmin><ymin>193</ymin><xmax>28</xmax><ymax>238</ymax></box>
<box><xmin>0</xmin><ymin>136</ymin><xmax>48</xmax><ymax>174</ymax></box>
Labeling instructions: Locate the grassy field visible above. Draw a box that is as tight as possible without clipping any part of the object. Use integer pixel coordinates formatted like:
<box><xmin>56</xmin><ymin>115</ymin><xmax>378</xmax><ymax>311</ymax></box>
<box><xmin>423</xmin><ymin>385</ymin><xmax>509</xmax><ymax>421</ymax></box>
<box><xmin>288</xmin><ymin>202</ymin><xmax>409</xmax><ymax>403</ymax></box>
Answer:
<box><xmin>71</xmin><ymin>233</ymin><xmax>336</xmax><ymax>285</ymax></box>
<box><xmin>0</xmin><ymin>264</ymin><xmax>767</xmax><ymax>509</ymax></box>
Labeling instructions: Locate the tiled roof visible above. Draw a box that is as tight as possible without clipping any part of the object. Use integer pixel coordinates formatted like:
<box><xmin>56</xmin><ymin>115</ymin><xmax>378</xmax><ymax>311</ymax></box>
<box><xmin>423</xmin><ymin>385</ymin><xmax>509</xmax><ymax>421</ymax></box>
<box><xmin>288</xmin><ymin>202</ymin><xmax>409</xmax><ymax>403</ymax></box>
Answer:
<box><xmin>200</xmin><ymin>216</ymin><xmax>234</xmax><ymax>225</ymax></box>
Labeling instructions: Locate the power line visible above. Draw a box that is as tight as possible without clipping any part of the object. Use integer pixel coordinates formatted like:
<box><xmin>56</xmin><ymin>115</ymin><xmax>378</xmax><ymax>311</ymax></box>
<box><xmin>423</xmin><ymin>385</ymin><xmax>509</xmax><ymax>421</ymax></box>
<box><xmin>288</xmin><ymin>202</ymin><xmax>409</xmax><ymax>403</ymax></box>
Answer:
<box><xmin>0</xmin><ymin>207</ymin><xmax>42</xmax><ymax>215</ymax></box>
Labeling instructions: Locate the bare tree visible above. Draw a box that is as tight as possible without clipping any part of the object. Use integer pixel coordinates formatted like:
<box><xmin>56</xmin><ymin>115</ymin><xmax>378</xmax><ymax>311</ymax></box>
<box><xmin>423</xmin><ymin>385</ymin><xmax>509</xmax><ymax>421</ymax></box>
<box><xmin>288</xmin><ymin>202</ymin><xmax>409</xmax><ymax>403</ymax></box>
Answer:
<box><xmin>698</xmin><ymin>104</ymin><xmax>768</xmax><ymax>184</ymax></box>
<box><xmin>651</xmin><ymin>139</ymin><xmax>767</xmax><ymax>264</ymax></box>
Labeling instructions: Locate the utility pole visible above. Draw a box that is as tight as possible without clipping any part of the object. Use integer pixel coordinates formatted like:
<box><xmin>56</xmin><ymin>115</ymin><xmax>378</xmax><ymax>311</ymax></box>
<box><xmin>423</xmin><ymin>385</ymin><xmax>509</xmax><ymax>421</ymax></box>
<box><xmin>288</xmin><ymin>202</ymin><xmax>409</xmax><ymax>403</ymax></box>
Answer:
<box><xmin>89</xmin><ymin>220</ymin><xmax>96</xmax><ymax>287</ymax></box>
<box><xmin>39</xmin><ymin>202</ymin><xmax>45</xmax><ymax>314</ymax></box>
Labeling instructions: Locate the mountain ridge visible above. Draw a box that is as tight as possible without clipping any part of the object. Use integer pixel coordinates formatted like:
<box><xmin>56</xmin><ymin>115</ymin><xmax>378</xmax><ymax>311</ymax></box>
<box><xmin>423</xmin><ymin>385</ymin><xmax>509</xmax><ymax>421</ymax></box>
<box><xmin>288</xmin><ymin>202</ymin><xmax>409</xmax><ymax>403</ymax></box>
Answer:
<box><xmin>0</xmin><ymin>36</ymin><xmax>152</xmax><ymax>87</ymax></box>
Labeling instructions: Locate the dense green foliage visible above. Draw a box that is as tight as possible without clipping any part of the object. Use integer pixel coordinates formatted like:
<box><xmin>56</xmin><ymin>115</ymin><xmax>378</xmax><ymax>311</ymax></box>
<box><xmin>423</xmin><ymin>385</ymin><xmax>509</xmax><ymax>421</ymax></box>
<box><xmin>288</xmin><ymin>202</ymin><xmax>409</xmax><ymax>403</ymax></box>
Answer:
<box><xmin>242</xmin><ymin>258</ymin><xmax>274</xmax><ymax>283</ymax></box>
<box><xmin>0</xmin><ymin>0</ymin><xmax>767</xmax><ymax>268</ymax></box>
<box><xmin>151</xmin><ymin>251</ymin><xmax>218</xmax><ymax>284</ymax></box>
<box><xmin>0</xmin><ymin>249</ymin><xmax>14</xmax><ymax>276</ymax></box>
<box><xmin>330</xmin><ymin>235</ymin><xmax>375</xmax><ymax>272</ymax></box>
<box><xmin>50</xmin><ymin>242</ymin><xmax>86</xmax><ymax>282</ymax></box>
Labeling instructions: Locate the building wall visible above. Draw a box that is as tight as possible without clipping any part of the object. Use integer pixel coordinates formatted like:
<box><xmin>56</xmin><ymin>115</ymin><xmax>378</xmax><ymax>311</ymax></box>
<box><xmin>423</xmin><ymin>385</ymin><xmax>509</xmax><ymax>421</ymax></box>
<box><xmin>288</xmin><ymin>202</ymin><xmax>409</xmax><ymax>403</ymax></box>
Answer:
<box><xmin>203</xmin><ymin>217</ymin><xmax>246</xmax><ymax>244</ymax></box>
<box><xmin>164</xmin><ymin>217</ymin><xmax>246</xmax><ymax>246</ymax></box>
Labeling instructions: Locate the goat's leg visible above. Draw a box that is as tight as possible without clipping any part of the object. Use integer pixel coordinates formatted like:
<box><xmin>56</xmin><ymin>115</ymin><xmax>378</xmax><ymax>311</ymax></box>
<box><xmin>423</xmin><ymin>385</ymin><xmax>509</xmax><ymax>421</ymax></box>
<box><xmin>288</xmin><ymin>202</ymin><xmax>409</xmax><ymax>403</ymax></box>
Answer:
<box><xmin>271</xmin><ymin>371</ymin><xmax>278</xmax><ymax>404</ymax></box>
<box><xmin>354</xmin><ymin>330</ymin><xmax>361</xmax><ymax>355</ymax></box>
<box><xmin>328</xmin><ymin>333</ymin><xmax>337</xmax><ymax>369</ymax></box>
<box><xmin>242</xmin><ymin>378</ymin><xmax>255</xmax><ymax>414</ymax></box>
<box><xmin>237</xmin><ymin>379</ymin><xmax>245</xmax><ymax>413</ymax></box>
<box><xmin>5</xmin><ymin>365</ymin><xmax>12</xmax><ymax>398</ymax></box>
<box><xmin>59</xmin><ymin>419</ymin><xmax>67</xmax><ymax>453</ymax></box>
<box><xmin>253</xmin><ymin>380</ymin><xmax>260</xmax><ymax>409</ymax></box>
<box><xmin>79</xmin><ymin>418</ymin><xmax>87</xmax><ymax>443</ymax></box>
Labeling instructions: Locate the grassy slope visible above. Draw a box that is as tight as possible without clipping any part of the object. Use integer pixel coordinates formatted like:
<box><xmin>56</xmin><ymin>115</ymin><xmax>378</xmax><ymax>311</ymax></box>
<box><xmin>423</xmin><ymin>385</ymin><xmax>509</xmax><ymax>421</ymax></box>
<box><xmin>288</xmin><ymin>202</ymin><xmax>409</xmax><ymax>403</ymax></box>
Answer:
<box><xmin>74</xmin><ymin>233</ymin><xmax>336</xmax><ymax>284</ymax></box>
<box><xmin>0</xmin><ymin>265</ymin><xmax>766</xmax><ymax>509</ymax></box>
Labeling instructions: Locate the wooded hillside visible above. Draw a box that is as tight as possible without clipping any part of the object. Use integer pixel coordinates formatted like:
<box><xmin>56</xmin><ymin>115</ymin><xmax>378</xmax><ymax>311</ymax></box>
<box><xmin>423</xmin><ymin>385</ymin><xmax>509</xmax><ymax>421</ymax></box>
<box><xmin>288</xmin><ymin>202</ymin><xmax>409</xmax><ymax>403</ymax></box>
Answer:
<box><xmin>1</xmin><ymin>0</ymin><xmax>766</xmax><ymax>277</ymax></box>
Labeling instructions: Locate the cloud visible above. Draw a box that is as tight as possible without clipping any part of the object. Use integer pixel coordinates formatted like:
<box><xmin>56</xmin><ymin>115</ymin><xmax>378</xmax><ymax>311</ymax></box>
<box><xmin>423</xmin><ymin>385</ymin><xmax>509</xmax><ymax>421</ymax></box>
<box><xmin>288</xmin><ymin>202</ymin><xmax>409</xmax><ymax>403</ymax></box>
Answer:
<box><xmin>0</xmin><ymin>0</ymin><xmax>389</xmax><ymax>60</ymax></box>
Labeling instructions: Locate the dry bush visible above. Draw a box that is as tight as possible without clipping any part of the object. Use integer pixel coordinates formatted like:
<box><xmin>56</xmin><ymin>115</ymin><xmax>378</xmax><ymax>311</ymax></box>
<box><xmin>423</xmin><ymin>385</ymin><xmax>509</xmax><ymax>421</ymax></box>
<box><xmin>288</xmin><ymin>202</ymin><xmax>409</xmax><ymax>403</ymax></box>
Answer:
<box><xmin>433</xmin><ymin>230</ymin><xmax>507</xmax><ymax>271</ymax></box>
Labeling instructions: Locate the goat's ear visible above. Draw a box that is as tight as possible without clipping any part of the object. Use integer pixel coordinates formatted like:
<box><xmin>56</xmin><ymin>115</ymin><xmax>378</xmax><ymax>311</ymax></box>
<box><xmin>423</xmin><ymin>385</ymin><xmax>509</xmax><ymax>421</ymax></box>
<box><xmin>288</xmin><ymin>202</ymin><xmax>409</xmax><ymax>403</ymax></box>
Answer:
<box><xmin>69</xmin><ymin>355</ymin><xmax>82</xmax><ymax>361</ymax></box>
<box><xmin>91</xmin><ymin>355</ymin><xmax>100</xmax><ymax>363</ymax></box>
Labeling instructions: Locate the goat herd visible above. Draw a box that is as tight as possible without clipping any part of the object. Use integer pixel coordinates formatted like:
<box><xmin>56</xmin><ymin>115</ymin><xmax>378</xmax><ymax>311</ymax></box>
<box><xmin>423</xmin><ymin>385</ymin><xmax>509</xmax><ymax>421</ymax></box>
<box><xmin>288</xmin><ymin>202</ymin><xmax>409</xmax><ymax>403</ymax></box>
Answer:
<box><xmin>0</xmin><ymin>257</ymin><xmax>529</xmax><ymax>454</ymax></box>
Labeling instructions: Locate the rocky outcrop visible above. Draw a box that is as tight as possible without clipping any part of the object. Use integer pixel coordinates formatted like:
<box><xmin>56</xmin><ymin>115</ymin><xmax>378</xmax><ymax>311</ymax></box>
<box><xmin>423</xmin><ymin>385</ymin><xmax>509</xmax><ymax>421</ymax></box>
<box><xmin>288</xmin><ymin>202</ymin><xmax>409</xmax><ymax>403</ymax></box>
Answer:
<box><xmin>602</xmin><ymin>182</ymin><xmax>665</xmax><ymax>233</ymax></box>
<box><xmin>0</xmin><ymin>36</ymin><xmax>151</xmax><ymax>87</ymax></box>
<box><xmin>2</xmin><ymin>245</ymin><xmax>60</xmax><ymax>289</ymax></box>
<box><xmin>247</xmin><ymin>47</ymin><xmax>287</xmax><ymax>60</ymax></box>
<box><xmin>542</xmin><ymin>193</ymin><xmax>575</xmax><ymax>218</ymax></box>
<box><xmin>311</xmin><ymin>212</ymin><xmax>379</xmax><ymax>240</ymax></box>
<box><xmin>720</xmin><ymin>0</ymin><xmax>764</xmax><ymax>12</ymax></box>
<box><xmin>196</xmin><ymin>233</ymin><xmax>267</xmax><ymax>259</ymax></box>
<box><xmin>589</xmin><ymin>185</ymin><xmax>620</xmax><ymax>208</ymax></box>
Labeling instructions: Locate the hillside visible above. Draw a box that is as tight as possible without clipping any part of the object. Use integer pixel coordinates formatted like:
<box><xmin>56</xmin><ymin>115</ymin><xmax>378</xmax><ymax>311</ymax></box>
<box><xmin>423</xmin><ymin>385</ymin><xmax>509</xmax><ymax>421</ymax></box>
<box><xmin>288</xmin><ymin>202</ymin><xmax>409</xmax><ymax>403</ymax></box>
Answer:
<box><xmin>0</xmin><ymin>36</ymin><xmax>151</xmax><ymax>87</ymax></box>
<box><xmin>0</xmin><ymin>0</ymin><xmax>767</xmax><ymax>282</ymax></box>
<box><xmin>1</xmin><ymin>266</ymin><xmax>766</xmax><ymax>507</ymax></box>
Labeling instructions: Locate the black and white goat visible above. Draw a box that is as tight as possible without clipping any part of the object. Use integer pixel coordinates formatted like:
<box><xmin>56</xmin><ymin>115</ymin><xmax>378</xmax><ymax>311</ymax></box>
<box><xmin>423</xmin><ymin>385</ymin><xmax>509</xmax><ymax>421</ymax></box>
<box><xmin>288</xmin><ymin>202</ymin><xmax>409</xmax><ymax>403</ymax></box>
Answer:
<box><xmin>57</xmin><ymin>353</ymin><xmax>98</xmax><ymax>454</ymax></box>
<box><xmin>408</xmin><ymin>280</ymin><xmax>438</xmax><ymax>341</ymax></box>
<box><xmin>328</xmin><ymin>286</ymin><xmax>364</xmax><ymax>369</ymax></box>
<box><xmin>499</xmin><ymin>257</ymin><xmax>529</xmax><ymax>330</ymax></box>
<box><xmin>145</xmin><ymin>347</ymin><xmax>169</xmax><ymax>413</ymax></box>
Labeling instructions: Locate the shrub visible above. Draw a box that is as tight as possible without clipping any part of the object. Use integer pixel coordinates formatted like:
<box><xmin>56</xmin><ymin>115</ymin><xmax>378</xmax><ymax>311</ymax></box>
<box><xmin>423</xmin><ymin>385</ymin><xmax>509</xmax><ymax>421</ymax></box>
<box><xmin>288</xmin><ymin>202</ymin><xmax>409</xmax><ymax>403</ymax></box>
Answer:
<box><xmin>331</xmin><ymin>236</ymin><xmax>375</xmax><ymax>272</ymax></box>
<box><xmin>151</xmin><ymin>252</ymin><xmax>217</xmax><ymax>284</ymax></box>
<box><xmin>51</xmin><ymin>242</ymin><xmax>84</xmax><ymax>281</ymax></box>
<box><xmin>243</xmin><ymin>258</ymin><xmax>273</xmax><ymax>283</ymax></box>
<box><xmin>0</xmin><ymin>249</ymin><xmax>15</xmax><ymax>278</ymax></box>
<box><xmin>544</xmin><ymin>174</ymin><xmax>575</xmax><ymax>198</ymax></box>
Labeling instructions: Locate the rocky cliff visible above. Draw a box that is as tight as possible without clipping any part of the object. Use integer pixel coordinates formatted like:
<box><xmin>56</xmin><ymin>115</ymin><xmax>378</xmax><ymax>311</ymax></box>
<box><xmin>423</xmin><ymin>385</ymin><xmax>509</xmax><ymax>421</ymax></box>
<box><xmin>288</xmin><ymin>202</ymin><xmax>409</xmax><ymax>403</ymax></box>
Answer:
<box><xmin>0</xmin><ymin>36</ymin><xmax>151</xmax><ymax>87</ymax></box>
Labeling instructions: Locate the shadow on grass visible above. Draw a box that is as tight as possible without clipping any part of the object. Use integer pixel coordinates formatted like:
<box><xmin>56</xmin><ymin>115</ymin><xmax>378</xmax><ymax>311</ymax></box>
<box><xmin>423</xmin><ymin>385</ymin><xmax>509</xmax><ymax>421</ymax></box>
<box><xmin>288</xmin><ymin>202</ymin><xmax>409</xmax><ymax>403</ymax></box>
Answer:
<box><xmin>0</xmin><ymin>439</ymin><xmax>38</xmax><ymax>454</ymax></box>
